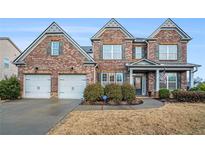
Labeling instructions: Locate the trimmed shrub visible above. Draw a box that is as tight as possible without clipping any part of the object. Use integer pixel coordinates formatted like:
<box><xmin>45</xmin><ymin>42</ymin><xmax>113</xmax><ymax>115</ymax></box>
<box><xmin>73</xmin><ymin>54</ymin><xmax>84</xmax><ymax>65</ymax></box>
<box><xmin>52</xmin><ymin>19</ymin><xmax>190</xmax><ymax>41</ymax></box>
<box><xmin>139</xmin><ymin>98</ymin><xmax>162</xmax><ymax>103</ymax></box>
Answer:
<box><xmin>172</xmin><ymin>90</ymin><xmax>205</xmax><ymax>102</ymax></box>
<box><xmin>121</xmin><ymin>83</ymin><xmax>136</xmax><ymax>102</ymax></box>
<box><xmin>0</xmin><ymin>76</ymin><xmax>20</xmax><ymax>100</ymax></box>
<box><xmin>104</xmin><ymin>84</ymin><xmax>122</xmax><ymax>103</ymax></box>
<box><xmin>159</xmin><ymin>89</ymin><xmax>170</xmax><ymax>99</ymax></box>
<box><xmin>83</xmin><ymin>83</ymin><xmax>104</xmax><ymax>102</ymax></box>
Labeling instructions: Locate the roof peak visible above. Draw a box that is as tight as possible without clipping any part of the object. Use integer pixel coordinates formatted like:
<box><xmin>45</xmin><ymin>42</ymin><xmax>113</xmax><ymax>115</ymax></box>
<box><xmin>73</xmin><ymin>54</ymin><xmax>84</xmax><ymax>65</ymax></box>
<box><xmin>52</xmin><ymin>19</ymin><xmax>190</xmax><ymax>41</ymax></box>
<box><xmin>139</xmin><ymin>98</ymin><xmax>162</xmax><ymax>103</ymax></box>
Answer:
<box><xmin>148</xmin><ymin>18</ymin><xmax>191</xmax><ymax>40</ymax></box>
<box><xmin>91</xmin><ymin>18</ymin><xmax>135</xmax><ymax>40</ymax></box>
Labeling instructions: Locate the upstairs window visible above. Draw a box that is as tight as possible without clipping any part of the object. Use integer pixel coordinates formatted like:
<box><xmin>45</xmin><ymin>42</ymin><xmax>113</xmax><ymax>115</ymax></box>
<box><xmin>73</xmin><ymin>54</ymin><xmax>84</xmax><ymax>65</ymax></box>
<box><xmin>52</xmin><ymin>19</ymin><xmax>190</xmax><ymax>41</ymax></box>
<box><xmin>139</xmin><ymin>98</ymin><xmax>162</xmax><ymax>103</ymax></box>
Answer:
<box><xmin>51</xmin><ymin>41</ymin><xmax>60</xmax><ymax>56</ymax></box>
<box><xmin>103</xmin><ymin>45</ymin><xmax>122</xmax><ymax>59</ymax></box>
<box><xmin>159</xmin><ymin>45</ymin><xmax>177</xmax><ymax>60</ymax></box>
<box><xmin>135</xmin><ymin>47</ymin><xmax>142</xmax><ymax>59</ymax></box>
<box><xmin>3</xmin><ymin>58</ymin><xmax>9</xmax><ymax>68</ymax></box>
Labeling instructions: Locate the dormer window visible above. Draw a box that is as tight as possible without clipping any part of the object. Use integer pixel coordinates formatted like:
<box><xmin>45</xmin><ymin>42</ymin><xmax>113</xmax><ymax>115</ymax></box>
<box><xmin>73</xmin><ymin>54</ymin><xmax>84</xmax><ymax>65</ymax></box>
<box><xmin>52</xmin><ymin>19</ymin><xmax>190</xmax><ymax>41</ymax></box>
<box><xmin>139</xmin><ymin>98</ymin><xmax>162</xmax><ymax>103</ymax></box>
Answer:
<box><xmin>159</xmin><ymin>45</ymin><xmax>177</xmax><ymax>60</ymax></box>
<box><xmin>51</xmin><ymin>41</ymin><xmax>60</xmax><ymax>56</ymax></box>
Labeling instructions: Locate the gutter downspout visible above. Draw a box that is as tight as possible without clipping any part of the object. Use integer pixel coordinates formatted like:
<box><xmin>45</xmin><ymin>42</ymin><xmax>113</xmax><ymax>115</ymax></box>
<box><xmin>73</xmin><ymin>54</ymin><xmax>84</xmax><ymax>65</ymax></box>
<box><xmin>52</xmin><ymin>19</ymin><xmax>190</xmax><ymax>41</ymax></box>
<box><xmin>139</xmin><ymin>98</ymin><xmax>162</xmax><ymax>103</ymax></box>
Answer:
<box><xmin>94</xmin><ymin>63</ymin><xmax>98</xmax><ymax>83</ymax></box>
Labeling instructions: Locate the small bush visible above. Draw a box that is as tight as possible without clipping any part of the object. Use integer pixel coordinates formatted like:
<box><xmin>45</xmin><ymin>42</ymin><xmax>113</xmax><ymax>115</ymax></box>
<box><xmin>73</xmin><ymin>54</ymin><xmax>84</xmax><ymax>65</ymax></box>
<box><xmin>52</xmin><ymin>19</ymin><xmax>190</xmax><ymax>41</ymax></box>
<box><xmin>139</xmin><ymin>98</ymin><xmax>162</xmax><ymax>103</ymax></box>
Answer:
<box><xmin>83</xmin><ymin>83</ymin><xmax>104</xmax><ymax>102</ymax></box>
<box><xmin>104</xmin><ymin>84</ymin><xmax>122</xmax><ymax>103</ymax></box>
<box><xmin>159</xmin><ymin>89</ymin><xmax>170</xmax><ymax>99</ymax></box>
<box><xmin>121</xmin><ymin>83</ymin><xmax>136</xmax><ymax>102</ymax></box>
<box><xmin>172</xmin><ymin>90</ymin><xmax>205</xmax><ymax>102</ymax></box>
<box><xmin>189</xmin><ymin>87</ymin><xmax>199</xmax><ymax>91</ymax></box>
<box><xmin>0</xmin><ymin>76</ymin><xmax>20</xmax><ymax>100</ymax></box>
<box><xmin>198</xmin><ymin>83</ymin><xmax>205</xmax><ymax>91</ymax></box>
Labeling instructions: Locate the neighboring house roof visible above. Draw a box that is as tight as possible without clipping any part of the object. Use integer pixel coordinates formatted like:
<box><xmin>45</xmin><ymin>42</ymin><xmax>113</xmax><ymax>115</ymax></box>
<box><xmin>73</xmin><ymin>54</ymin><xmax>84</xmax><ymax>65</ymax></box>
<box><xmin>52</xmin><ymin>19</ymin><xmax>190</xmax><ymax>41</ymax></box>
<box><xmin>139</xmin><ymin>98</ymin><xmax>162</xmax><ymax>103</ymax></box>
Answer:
<box><xmin>14</xmin><ymin>22</ymin><xmax>95</xmax><ymax>64</ymax></box>
<box><xmin>81</xmin><ymin>46</ymin><xmax>92</xmax><ymax>53</ymax></box>
<box><xmin>0</xmin><ymin>37</ymin><xmax>21</xmax><ymax>53</ymax></box>
<box><xmin>91</xmin><ymin>18</ymin><xmax>135</xmax><ymax>40</ymax></box>
<box><xmin>148</xmin><ymin>18</ymin><xmax>192</xmax><ymax>41</ymax></box>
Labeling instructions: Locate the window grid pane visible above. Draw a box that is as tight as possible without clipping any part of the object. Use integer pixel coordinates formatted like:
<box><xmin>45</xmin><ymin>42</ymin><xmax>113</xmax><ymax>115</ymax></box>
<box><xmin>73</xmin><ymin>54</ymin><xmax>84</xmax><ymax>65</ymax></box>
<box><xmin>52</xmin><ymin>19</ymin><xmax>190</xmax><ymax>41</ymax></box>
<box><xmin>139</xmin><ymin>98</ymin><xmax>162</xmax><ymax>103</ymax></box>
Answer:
<box><xmin>159</xmin><ymin>45</ymin><xmax>177</xmax><ymax>60</ymax></box>
<box><xmin>51</xmin><ymin>42</ymin><xmax>60</xmax><ymax>56</ymax></box>
<box><xmin>103</xmin><ymin>45</ymin><xmax>122</xmax><ymax>59</ymax></box>
<box><xmin>3</xmin><ymin>58</ymin><xmax>9</xmax><ymax>68</ymax></box>
<box><xmin>135</xmin><ymin>47</ymin><xmax>142</xmax><ymax>59</ymax></box>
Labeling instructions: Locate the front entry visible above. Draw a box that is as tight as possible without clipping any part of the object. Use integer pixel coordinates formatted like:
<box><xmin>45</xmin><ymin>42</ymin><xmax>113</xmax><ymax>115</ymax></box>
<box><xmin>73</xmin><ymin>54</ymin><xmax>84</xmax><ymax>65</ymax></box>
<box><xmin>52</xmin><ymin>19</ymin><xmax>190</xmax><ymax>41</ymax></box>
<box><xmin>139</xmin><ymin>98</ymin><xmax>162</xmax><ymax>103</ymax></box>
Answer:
<box><xmin>133</xmin><ymin>74</ymin><xmax>146</xmax><ymax>96</ymax></box>
<box><xmin>134</xmin><ymin>76</ymin><xmax>142</xmax><ymax>95</ymax></box>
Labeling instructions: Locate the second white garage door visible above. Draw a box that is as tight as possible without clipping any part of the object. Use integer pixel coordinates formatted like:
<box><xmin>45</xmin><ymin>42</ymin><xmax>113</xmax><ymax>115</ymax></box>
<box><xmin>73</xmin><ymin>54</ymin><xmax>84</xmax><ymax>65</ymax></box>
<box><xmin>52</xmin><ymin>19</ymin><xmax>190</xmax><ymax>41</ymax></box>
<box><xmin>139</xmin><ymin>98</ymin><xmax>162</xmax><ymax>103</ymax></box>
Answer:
<box><xmin>58</xmin><ymin>75</ymin><xmax>87</xmax><ymax>99</ymax></box>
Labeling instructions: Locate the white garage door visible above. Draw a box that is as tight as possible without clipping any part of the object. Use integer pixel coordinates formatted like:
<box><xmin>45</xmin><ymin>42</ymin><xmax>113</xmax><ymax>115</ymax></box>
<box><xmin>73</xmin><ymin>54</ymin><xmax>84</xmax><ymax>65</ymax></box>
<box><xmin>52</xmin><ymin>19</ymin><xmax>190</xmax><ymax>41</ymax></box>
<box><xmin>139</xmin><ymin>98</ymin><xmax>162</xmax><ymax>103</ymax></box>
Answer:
<box><xmin>24</xmin><ymin>75</ymin><xmax>51</xmax><ymax>98</ymax></box>
<box><xmin>59</xmin><ymin>75</ymin><xmax>87</xmax><ymax>99</ymax></box>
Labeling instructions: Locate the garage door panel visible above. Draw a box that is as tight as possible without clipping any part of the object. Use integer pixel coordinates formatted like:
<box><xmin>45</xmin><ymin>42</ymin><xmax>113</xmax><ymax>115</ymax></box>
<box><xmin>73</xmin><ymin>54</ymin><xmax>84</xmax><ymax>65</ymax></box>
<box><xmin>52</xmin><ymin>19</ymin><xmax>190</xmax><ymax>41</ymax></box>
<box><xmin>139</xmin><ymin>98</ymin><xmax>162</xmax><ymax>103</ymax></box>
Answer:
<box><xmin>59</xmin><ymin>75</ymin><xmax>86</xmax><ymax>99</ymax></box>
<box><xmin>24</xmin><ymin>75</ymin><xmax>51</xmax><ymax>98</ymax></box>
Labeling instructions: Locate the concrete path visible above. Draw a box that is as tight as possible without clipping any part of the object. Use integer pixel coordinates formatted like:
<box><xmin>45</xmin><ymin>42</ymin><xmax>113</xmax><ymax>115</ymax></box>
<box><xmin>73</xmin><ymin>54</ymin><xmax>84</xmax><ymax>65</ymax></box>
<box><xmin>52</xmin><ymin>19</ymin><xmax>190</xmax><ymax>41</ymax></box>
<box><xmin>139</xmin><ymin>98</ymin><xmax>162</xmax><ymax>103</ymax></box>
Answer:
<box><xmin>74</xmin><ymin>98</ymin><xmax>164</xmax><ymax>111</ymax></box>
<box><xmin>0</xmin><ymin>99</ymin><xmax>80</xmax><ymax>135</ymax></box>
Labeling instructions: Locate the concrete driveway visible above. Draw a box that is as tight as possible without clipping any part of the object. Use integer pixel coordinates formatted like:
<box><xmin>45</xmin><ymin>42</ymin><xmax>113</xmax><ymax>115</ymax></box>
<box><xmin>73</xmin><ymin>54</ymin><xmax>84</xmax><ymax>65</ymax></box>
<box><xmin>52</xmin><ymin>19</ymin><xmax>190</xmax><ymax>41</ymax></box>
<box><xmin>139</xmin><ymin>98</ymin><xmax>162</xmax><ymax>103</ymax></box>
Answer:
<box><xmin>0</xmin><ymin>99</ymin><xmax>81</xmax><ymax>135</ymax></box>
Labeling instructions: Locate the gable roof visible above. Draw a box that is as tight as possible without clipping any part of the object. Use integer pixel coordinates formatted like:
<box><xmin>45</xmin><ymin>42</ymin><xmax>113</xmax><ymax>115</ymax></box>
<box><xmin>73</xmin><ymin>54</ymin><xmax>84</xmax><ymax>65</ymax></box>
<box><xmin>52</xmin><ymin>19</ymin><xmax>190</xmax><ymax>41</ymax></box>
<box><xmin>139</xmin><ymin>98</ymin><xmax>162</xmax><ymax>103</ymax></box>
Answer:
<box><xmin>91</xmin><ymin>18</ymin><xmax>135</xmax><ymax>40</ymax></box>
<box><xmin>0</xmin><ymin>37</ymin><xmax>21</xmax><ymax>53</ymax></box>
<box><xmin>148</xmin><ymin>18</ymin><xmax>192</xmax><ymax>41</ymax></box>
<box><xmin>128</xmin><ymin>59</ymin><xmax>159</xmax><ymax>66</ymax></box>
<box><xmin>14</xmin><ymin>22</ymin><xmax>95</xmax><ymax>64</ymax></box>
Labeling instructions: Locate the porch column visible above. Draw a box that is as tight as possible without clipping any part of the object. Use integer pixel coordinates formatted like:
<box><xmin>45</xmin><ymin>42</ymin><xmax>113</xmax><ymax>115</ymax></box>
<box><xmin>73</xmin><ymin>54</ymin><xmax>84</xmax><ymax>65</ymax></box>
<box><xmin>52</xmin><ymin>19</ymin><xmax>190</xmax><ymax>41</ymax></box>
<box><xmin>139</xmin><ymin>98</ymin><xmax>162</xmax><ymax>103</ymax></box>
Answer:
<box><xmin>130</xmin><ymin>69</ymin><xmax>133</xmax><ymax>85</ymax></box>
<box><xmin>189</xmin><ymin>70</ymin><xmax>194</xmax><ymax>88</ymax></box>
<box><xmin>156</xmin><ymin>69</ymin><xmax>160</xmax><ymax>91</ymax></box>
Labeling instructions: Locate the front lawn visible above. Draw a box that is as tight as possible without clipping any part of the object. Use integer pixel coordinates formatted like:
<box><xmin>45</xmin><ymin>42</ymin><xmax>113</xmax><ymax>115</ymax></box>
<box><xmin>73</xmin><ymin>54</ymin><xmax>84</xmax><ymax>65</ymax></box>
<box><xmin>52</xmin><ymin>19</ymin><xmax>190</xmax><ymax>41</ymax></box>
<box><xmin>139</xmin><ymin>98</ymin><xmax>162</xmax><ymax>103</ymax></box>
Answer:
<box><xmin>48</xmin><ymin>103</ymin><xmax>205</xmax><ymax>135</ymax></box>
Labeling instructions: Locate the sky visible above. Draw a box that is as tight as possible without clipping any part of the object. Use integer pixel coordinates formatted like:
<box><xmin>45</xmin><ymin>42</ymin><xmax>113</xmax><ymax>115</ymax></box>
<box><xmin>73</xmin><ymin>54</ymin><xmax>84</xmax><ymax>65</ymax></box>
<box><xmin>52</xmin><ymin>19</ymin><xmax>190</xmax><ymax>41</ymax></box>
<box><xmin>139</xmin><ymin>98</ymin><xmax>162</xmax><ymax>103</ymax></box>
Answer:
<box><xmin>0</xmin><ymin>18</ymin><xmax>204</xmax><ymax>78</ymax></box>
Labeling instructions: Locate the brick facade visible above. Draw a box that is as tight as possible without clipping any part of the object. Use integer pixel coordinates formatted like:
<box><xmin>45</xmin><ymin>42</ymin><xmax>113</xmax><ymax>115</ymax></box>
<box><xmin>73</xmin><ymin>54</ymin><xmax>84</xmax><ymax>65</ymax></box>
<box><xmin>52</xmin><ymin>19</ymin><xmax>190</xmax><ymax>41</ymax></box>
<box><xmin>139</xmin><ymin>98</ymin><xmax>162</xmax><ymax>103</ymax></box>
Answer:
<box><xmin>16</xmin><ymin>19</ymin><xmax>193</xmax><ymax>98</ymax></box>
<box><xmin>93</xmin><ymin>29</ymin><xmax>132</xmax><ymax>76</ymax></box>
<box><xmin>148</xmin><ymin>30</ymin><xmax>187</xmax><ymax>63</ymax></box>
<box><xmin>18</xmin><ymin>35</ymin><xmax>95</xmax><ymax>97</ymax></box>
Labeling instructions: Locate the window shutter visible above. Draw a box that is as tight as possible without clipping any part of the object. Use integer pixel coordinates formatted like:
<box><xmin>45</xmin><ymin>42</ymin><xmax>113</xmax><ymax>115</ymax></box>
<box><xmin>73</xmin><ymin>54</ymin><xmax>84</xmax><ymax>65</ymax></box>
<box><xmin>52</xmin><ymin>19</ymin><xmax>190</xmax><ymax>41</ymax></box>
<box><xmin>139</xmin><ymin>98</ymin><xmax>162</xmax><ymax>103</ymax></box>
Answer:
<box><xmin>177</xmin><ymin>73</ymin><xmax>181</xmax><ymax>89</ymax></box>
<box><xmin>177</xmin><ymin>44</ymin><xmax>182</xmax><ymax>62</ymax></box>
<box><xmin>97</xmin><ymin>72</ymin><xmax>101</xmax><ymax>83</ymax></box>
<box><xmin>132</xmin><ymin>48</ymin><xmax>135</xmax><ymax>59</ymax></box>
<box><xmin>155</xmin><ymin>44</ymin><xmax>159</xmax><ymax>60</ymax></box>
<box><xmin>59</xmin><ymin>42</ymin><xmax>63</xmax><ymax>55</ymax></box>
<box><xmin>99</xmin><ymin>45</ymin><xmax>103</xmax><ymax>60</ymax></box>
<box><xmin>123</xmin><ymin>72</ymin><xmax>127</xmax><ymax>83</ymax></box>
<box><xmin>142</xmin><ymin>47</ymin><xmax>145</xmax><ymax>58</ymax></box>
<box><xmin>122</xmin><ymin>44</ymin><xmax>125</xmax><ymax>59</ymax></box>
<box><xmin>47</xmin><ymin>42</ymin><xmax>51</xmax><ymax>55</ymax></box>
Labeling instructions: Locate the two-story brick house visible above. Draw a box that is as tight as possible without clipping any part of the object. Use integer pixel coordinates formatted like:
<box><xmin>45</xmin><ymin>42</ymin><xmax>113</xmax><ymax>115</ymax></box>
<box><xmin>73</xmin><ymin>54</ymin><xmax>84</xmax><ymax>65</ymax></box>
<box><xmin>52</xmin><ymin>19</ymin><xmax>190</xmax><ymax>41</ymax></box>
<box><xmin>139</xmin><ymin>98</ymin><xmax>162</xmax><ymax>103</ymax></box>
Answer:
<box><xmin>14</xmin><ymin>18</ymin><xmax>200</xmax><ymax>99</ymax></box>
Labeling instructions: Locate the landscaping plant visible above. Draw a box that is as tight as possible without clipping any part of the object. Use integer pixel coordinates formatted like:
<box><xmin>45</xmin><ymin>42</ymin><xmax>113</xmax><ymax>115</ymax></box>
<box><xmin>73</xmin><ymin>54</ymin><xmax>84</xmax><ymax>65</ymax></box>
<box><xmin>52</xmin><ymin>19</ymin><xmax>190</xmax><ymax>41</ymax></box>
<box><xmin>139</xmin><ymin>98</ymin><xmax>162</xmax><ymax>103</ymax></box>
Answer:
<box><xmin>83</xmin><ymin>83</ymin><xmax>104</xmax><ymax>102</ymax></box>
<box><xmin>121</xmin><ymin>83</ymin><xmax>136</xmax><ymax>102</ymax></box>
<box><xmin>159</xmin><ymin>88</ymin><xmax>170</xmax><ymax>99</ymax></box>
<box><xmin>0</xmin><ymin>76</ymin><xmax>20</xmax><ymax>100</ymax></box>
<box><xmin>172</xmin><ymin>90</ymin><xmax>205</xmax><ymax>102</ymax></box>
<box><xmin>104</xmin><ymin>84</ymin><xmax>122</xmax><ymax>103</ymax></box>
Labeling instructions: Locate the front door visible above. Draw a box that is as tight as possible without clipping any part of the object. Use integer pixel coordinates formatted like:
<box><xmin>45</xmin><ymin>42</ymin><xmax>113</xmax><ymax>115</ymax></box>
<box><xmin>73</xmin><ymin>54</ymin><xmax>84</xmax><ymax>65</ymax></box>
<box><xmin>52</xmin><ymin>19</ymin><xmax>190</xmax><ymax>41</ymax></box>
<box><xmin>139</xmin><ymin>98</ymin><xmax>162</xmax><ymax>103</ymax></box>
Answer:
<box><xmin>134</xmin><ymin>76</ymin><xmax>142</xmax><ymax>95</ymax></box>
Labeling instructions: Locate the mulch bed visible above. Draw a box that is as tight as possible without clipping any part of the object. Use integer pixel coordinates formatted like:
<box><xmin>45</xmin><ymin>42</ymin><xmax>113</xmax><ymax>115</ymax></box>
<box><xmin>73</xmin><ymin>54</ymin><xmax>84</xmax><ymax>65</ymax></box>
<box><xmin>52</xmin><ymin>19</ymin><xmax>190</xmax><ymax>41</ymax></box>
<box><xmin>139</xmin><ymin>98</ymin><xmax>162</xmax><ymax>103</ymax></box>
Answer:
<box><xmin>81</xmin><ymin>98</ymin><xmax>143</xmax><ymax>106</ymax></box>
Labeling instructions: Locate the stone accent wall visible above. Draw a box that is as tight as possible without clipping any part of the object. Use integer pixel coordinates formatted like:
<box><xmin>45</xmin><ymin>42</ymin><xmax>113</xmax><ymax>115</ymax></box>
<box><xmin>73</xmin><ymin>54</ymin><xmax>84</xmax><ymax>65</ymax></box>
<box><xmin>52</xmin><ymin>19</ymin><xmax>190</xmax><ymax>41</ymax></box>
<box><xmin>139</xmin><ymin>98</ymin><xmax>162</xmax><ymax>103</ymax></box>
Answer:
<box><xmin>18</xmin><ymin>35</ymin><xmax>95</xmax><ymax>98</ymax></box>
<box><xmin>148</xmin><ymin>30</ymin><xmax>187</xmax><ymax>63</ymax></box>
<box><xmin>180</xmin><ymin>71</ymin><xmax>187</xmax><ymax>89</ymax></box>
<box><xmin>147</xmin><ymin>72</ymin><xmax>156</xmax><ymax>96</ymax></box>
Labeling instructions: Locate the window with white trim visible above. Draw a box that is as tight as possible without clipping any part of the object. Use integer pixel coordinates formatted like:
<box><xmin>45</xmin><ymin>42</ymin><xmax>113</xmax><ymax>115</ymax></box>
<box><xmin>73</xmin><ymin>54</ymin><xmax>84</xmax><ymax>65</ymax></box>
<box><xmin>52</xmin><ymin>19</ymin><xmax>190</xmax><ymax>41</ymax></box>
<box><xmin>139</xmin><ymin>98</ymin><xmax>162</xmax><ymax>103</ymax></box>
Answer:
<box><xmin>3</xmin><ymin>58</ymin><xmax>9</xmax><ymax>68</ymax></box>
<box><xmin>101</xmin><ymin>73</ymin><xmax>123</xmax><ymax>85</ymax></box>
<box><xmin>135</xmin><ymin>47</ymin><xmax>142</xmax><ymax>59</ymax></box>
<box><xmin>51</xmin><ymin>41</ymin><xmax>60</xmax><ymax>56</ymax></box>
<box><xmin>103</xmin><ymin>45</ymin><xmax>122</xmax><ymax>59</ymax></box>
<box><xmin>159</xmin><ymin>45</ymin><xmax>177</xmax><ymax>60</ymax></box>
<box><xmin>160</xmin><ymin>73</ymin><xmax>177</xmax><ymax>90</ymax></box>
